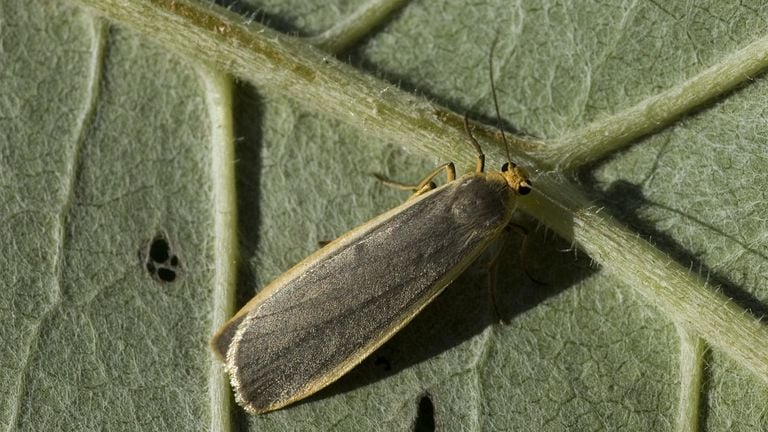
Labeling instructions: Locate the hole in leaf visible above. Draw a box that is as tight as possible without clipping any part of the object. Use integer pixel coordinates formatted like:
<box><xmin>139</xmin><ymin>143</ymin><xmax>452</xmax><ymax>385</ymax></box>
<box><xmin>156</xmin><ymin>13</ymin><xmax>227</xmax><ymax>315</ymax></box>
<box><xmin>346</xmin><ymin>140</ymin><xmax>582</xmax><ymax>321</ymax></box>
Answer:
<box><xmin>157</xmin><ymin>267</ymin><xmax>177</xmax><ymax>283</ymax></box>
<box><xmin>149</xmin><ymin>236</ymin><xmax>171</xmax><ymax>263</ymax></box>
<box><xmin>413</xmin><ymin>393</ymin><xmax>435</xmax><ymax>432</ymax></box>
<box><xmin>140</xmin><ymin>231</ymin><xmax>183</xmax><ymax>284</ymax></box>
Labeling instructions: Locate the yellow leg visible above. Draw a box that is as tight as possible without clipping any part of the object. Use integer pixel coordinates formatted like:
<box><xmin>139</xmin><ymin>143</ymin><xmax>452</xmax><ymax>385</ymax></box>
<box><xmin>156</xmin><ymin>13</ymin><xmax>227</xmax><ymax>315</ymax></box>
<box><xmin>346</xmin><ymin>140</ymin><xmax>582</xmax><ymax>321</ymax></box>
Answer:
<box><xmin>375</xmin><ymin>113</ymin><xmax>488</xmax><ymax>199</ymax></box>
<box><xmin>373</xmin><ymin>174</ymin><xmax>429</xmax><ymax>191</ymax></box>
<box><xmin>411</xmin><ymin>162</ymin><xmax>455</xmax><ymax>196</ymax></box>
<box><xmin>463</xmin><ymin>114</ymin><xmax>485</xmax><ymax>174</ymax></box>
<box><xmin>374</xmin><ymin>162</ymin><xmax>456</xmax><ymax>198</ymax></box>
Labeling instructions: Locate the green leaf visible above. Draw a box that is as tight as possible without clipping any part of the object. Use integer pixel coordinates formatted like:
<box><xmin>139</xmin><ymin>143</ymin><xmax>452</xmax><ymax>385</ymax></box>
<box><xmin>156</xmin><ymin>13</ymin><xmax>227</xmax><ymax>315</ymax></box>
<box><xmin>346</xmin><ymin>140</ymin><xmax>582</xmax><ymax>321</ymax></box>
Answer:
<box><xmin>3</xmin><ymin>0</ymin><xmax>768</xmax><ymax>431</ymax></box>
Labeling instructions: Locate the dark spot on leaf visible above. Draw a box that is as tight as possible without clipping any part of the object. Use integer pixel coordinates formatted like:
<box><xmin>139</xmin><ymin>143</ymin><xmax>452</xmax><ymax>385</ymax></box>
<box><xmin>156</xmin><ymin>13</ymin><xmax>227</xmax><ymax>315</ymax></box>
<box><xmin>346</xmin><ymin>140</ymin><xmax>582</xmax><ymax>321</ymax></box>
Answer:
<box><xmin>157</xmin><ymin>267</ymin><xmax>177</xmax><ymax>283</ymax></box>
<box><xmin>413</xmin><ymin>393</ymin><xmax>435</xmax><ymax>432</ymax></box>
<box><xmin>140</xmin><ymin>231</ymin><xmax>183</xmax><ymax>284</ymax></box>
<box><xmin>149</xmin><ymin>236</ymin><xmax>171</xmax><ymax>263</ymax></box>
<box><xmin>373</xmin><ymin>355</ymin><xmax>392</xmax><ymax>371</ymax></box>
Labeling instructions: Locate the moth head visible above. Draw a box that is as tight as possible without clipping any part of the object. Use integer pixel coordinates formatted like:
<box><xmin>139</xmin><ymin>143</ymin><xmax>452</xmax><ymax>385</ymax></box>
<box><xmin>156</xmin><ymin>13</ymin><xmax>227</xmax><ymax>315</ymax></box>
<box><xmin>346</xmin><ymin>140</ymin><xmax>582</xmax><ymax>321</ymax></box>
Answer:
<box><xmin>501</xmin><ymin>162</ymin><xmax>532</xmax><ymax>195</ymax></box>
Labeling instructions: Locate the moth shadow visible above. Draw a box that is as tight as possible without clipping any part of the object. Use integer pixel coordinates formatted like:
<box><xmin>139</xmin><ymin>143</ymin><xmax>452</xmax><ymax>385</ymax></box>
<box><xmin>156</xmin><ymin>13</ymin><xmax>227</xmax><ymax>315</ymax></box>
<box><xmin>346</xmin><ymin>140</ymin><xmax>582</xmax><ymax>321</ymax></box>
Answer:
<box><xmin>298</xmin><ymin>216</ymin><xmax>596</xmax><ymax>407</ymax></box>
<box><xmin>587</xmin><ymin>177</ymin><xmax>768</xmax><ymax>318</ymax></box>
<box><xmin>231</xmin><ymin>83</ymin><xmax>268</xmax><ymax>311</ymax></box>
<box><xmin>230</xmin><ymin>82</ymin><xmax>266</xmax><ymax>431</ymax></box>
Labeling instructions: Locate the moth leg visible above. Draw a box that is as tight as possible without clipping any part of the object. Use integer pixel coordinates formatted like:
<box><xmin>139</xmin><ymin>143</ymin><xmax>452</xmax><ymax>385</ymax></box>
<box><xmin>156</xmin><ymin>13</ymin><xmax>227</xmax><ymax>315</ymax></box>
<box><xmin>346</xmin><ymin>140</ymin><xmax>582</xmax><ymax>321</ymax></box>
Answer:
<box><xmin>374</xmin><ymin>162</ymin><xmax>456</xmax><ymax>198</ymax></box>
<box><xmin>483</xmin><ymin>235</ymin><xmax>510</xmax><ymax>325</ymax></box>
<box><xmin>377</xmin><ymin>111</ymin><xmax>485</xmax><ymax>196</ymax></box>
<box><xmin>463</xmin><ymin>114</ymin><xmax>485</xmax><ymax>174</ymax></box>
<box><xmin>373</xmin><ymin>174</ymin><xmax>435</xmax><ymax>194</ymax></box>
<box><xmin>506</xmin><ymin>223</ymin><xmax>546</xmax><ymax>286</ymax></box>
<box><xmin>412</xmin><ymin>162</ymin><xmax>456</xmax><ymax>196</ymax></box>
<box><xmin>484</xmin><ymin>223</ymin><xmax>546</xmax><ymax>324</ymax></box>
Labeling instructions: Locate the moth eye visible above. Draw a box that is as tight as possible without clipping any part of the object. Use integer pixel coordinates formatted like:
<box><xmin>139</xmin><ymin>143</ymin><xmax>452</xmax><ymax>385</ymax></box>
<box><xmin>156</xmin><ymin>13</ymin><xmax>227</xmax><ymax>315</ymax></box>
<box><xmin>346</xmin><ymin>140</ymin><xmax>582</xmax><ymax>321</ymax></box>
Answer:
<box><xmin>517</xmin><ymin>182</ymin><xmax>532</xmax><ymax>195</ymax></box>
<box><xmin>501</xmin><ymin>162</ymin><xmax>509</xmax><ymax>172</ymax></box>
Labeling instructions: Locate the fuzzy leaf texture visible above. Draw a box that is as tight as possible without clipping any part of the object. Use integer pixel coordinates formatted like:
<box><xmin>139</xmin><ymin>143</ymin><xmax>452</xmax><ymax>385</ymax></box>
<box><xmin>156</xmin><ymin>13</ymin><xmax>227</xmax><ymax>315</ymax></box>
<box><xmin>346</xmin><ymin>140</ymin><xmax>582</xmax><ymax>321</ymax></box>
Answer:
<box><xmin>1</xmin><ymin>0</ymin><xmax>767</xmax><ymax>431</ymax></box>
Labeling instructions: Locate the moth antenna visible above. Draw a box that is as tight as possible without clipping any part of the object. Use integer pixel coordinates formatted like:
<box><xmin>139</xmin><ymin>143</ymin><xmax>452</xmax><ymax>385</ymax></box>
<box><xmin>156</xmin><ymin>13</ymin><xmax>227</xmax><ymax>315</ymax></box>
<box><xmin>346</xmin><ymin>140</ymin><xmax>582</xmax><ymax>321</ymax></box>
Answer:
<box><xmin>488</xmin><ymin>36</ymin><xmax>512</xmax><ymax>165</ymax></box>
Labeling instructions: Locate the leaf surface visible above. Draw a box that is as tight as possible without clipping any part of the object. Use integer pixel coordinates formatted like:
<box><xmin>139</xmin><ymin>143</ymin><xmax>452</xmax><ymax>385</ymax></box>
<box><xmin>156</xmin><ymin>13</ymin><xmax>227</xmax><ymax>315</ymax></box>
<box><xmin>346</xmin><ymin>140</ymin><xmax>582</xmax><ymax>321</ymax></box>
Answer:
<box><xmin>2</xmin><ymin>0</ymin><xmax>767</xmax><ymax>430</ymax></box>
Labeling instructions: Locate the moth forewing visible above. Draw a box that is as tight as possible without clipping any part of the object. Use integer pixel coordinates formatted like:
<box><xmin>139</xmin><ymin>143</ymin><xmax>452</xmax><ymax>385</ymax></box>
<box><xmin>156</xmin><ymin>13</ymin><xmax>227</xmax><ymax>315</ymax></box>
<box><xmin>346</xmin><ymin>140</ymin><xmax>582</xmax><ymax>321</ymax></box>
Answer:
<box><xmin>220</xmin><ymin>170</ymin><xmax>528</xmax><ymax>414</ymax></box>
<box><xmin>209</xmin><ymin>178</ymin><xmax>458</xmax><ymax>361</ymax></box>
<box><xmin>208</xmin><ymin>186</ymin><xmax>440</xmax><ymax>361</ymax></box>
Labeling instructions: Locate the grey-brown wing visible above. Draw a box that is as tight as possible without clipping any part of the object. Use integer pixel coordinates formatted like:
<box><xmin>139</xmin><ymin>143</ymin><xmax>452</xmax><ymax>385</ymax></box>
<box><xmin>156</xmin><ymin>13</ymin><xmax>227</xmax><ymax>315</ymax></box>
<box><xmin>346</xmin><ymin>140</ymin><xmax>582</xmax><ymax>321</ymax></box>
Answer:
<box><xmin>228</xmin><ymin>175</ymin><xmax>513</xmax><ymax>412</ymax></box>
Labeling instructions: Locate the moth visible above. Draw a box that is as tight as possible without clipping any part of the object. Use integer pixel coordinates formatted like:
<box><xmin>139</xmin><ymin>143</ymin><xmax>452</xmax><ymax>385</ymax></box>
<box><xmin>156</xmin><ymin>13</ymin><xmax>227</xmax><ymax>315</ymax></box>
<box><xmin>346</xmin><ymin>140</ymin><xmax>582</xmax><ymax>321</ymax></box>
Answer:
<box><xmin>211</xmin><ymin>115</ymin><xmax>531</xmax><ymax>414</ymax></box>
